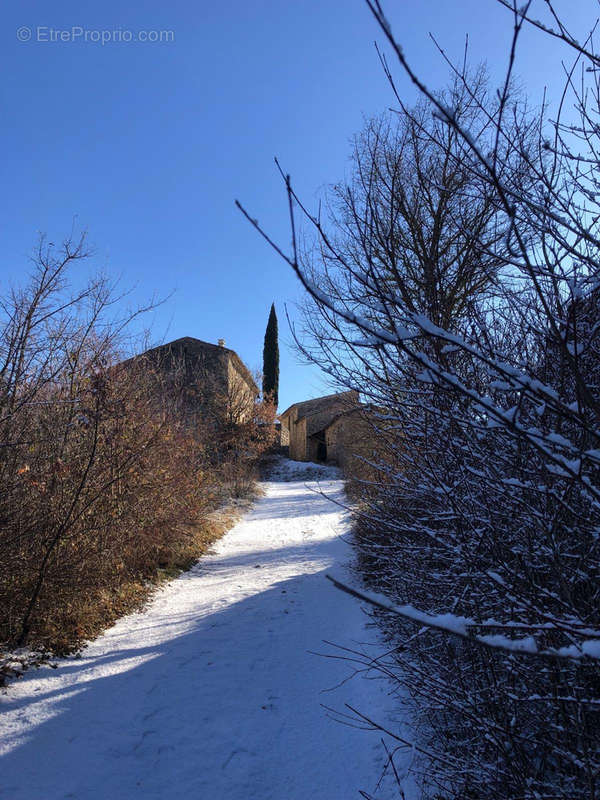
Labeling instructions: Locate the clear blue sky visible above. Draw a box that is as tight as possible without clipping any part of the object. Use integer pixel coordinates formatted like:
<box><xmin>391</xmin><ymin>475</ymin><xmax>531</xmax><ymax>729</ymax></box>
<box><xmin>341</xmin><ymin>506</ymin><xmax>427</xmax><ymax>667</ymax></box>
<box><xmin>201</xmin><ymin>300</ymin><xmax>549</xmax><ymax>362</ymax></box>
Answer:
<box><xmin>1</xmin><ymin>1</ymin><xmax>594</xmax><ymax>411</ymax></box>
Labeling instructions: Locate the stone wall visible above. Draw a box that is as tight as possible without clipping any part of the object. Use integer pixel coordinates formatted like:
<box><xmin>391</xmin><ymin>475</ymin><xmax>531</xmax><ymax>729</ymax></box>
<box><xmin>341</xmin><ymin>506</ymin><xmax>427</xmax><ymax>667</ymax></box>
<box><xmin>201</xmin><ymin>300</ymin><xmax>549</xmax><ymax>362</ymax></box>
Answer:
<box><xmin>304</xmin><ymin>397</ymin><xmax>354</xmax><ymax>437</ymax></box>
<box><xmin>280</xmin><ymin>391</ymin><xmax>361</xmax><ymax>462</ymax></box>
<box><xmin>127</xmin><ymin>337</ymin><xmax>257</xmax><ymax>429</ymax></box>
<box><xmin>325</xmin><ymin>409</ymin><xmax>382</xmax><ymax>474</ymax></box>
<box><xmin>285</xmin><ymin>408</ymin><xmax>308</xmax><ymax>461</ymax></box>
<box><xmin>226</xmin><ymin>357</ymin><xmax>256</xmax><ymax>423</ymax></box>
<box><xmin>279</xmin><ymin>420</ymin><xmax>290</xmax><ymax>446</ymax></box>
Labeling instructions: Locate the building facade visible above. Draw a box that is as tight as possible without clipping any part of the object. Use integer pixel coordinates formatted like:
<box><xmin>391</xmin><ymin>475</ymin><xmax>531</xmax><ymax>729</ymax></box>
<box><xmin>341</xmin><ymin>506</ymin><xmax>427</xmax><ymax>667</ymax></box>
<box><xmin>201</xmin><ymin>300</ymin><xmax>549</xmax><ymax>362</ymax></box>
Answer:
<box><xmin>130</xmin><ymin>337</ymin><xmax>258</xmax><ymax>425</ymax></box>
<box><xmin>279</xmin><ymin>391</ymin><xmax>359</xmax><ymax>462</ymax></box>
<box><xmin>324</xmin><ymin>406</ymin><xmax>385</xmax><ymax>476</ymax></box>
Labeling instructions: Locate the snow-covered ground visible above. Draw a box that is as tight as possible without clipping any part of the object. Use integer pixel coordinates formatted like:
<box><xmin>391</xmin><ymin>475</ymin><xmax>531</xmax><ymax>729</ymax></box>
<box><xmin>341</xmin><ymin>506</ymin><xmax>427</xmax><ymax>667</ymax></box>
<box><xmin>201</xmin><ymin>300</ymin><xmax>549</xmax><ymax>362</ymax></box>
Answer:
<box><xmin>0</xmin><ymin>458</ymin><xmax>415</xmax><ymax>799</ymax></box>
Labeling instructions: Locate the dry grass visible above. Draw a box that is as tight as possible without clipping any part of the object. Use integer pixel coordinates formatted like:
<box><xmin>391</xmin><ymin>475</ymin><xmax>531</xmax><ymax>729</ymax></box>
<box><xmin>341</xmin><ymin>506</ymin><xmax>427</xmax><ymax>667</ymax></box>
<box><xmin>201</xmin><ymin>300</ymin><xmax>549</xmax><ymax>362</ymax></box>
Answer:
<box><xmin>0</xmin><ymin>239</ymin><xmax>278</xmax><ymax>686</ymax></box>
<box><xmin>0</xmin><ymin>485</ymin><xmax>259</xmax><ymax>685</ymax></box>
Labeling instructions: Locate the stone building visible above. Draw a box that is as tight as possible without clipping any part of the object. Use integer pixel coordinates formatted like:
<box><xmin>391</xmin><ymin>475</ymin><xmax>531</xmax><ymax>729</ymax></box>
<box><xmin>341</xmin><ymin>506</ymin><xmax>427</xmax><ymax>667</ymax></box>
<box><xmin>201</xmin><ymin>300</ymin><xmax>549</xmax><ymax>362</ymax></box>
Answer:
<box><xmin>128</xmin><ymin>337</ymin><xmax>258</xmax><ymax>425</ymax></box>
<box><xmin>324</xmin><ymin>406</ymin><xmax>385</xmax><ymax>476</ymax></box>
<box><xmin>278</xmin><ymin>390</ymin><xmax>359</xmax><ymax>462</ymax></box>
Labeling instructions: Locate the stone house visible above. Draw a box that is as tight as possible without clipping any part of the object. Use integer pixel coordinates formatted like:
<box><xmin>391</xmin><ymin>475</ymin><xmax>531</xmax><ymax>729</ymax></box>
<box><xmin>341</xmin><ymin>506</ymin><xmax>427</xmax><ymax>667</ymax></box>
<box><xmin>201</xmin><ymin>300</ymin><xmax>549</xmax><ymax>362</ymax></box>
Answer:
<box><xmin>278</xmin><ymin>390</ymin><xmax>359</xmax><ymax>462</ymax></box>
<box><xmin>128</xmin><ymin>337</ymin><xmax>258</xmax><ymax>425</ymax></box>
<box><xmin>324</xmin><ymin>406</ymin><xmax>386</xmax><ymax>476</ymax></box>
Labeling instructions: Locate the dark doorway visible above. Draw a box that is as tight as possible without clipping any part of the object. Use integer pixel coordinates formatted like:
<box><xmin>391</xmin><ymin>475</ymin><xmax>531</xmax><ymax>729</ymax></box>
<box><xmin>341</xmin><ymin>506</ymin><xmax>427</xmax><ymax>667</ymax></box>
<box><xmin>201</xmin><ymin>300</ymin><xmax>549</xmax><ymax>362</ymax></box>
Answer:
<box><xmin>308</xmin><ymin>431</ymin><xmax>327</xmax><ymax>462</ymax></box>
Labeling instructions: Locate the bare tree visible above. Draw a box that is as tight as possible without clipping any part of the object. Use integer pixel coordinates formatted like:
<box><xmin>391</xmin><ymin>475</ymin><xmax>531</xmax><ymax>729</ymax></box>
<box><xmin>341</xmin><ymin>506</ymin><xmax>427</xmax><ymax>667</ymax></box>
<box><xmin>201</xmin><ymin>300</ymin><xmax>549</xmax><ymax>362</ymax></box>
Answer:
<box><xmin>0</xmin><ymin>235</ymin><xmax>270</xmax><ymax>666</ymax></box>
<box><xmin>238</xmin><ymin>2</ymin><xmax>600</xmax><ymax>796</ymax></box>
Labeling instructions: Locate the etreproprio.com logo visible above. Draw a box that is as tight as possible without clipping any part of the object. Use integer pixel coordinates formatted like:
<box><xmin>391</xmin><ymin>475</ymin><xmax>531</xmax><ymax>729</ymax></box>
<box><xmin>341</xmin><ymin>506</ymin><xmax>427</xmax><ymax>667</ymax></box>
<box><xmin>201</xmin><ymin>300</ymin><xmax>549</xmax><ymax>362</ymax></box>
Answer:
<box><xmin>16</xmin><ymin>26</ymin><xmax>175</xmax><ymax>44</ymax></box>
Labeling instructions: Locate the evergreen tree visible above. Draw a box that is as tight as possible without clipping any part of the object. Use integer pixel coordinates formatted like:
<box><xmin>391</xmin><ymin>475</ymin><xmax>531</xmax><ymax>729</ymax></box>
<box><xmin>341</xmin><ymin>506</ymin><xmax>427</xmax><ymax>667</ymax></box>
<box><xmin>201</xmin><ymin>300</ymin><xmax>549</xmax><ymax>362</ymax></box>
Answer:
<box><xmin>262</xmin><ymin>303</ymin><xmax>279</xmax><ymax>407</ymax></box>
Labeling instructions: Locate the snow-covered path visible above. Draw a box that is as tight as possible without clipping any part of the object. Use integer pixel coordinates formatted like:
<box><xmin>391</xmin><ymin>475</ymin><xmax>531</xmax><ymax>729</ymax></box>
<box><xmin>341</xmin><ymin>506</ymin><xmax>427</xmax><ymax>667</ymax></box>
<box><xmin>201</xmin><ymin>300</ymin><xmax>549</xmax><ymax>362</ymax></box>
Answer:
<box><xmin>0</xmin><ymin>460</ymin><xmax>410</xmax><ymax>799</ymax></box>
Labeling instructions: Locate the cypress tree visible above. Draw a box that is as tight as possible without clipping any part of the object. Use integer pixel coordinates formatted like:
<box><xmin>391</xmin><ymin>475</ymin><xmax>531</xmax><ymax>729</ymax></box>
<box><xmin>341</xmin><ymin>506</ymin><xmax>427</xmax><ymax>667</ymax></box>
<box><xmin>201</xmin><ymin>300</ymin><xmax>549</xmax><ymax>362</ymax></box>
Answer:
<box><xmin>262</xmin><ymin>303</ymin><xmax>279</xmax><ymax>407</ymax></box>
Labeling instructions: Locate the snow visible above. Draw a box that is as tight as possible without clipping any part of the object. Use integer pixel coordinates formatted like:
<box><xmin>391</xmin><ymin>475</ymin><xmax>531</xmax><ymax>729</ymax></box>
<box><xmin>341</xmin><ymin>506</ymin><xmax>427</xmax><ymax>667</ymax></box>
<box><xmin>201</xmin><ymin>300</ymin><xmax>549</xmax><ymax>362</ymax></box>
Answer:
<box><xmin>328</xmin><ymin>575</ymin><xmax>600</xmax><ymax>661</ymax></box>
<box><xmin>0</xmin><ymin>458</ymin><xmax>415</xmax><ymax>800</ymax></box>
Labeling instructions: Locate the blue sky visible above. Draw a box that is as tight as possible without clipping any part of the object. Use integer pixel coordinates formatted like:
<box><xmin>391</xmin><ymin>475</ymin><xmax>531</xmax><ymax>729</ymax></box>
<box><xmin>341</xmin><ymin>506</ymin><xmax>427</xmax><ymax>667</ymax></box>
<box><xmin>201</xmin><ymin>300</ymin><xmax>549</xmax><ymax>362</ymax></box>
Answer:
<box><xmin>2</xmin><ymin>1</ymin><xmax>595</xmax><ymax>411</ymax></box>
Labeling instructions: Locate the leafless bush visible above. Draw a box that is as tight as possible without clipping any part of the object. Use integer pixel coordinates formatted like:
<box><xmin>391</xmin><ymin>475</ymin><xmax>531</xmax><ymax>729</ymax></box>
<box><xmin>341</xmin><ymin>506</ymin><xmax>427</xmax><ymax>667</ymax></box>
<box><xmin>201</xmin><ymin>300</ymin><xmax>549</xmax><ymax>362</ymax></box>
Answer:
<box><xmin>0</xmin><ymin>236</ymin><xmax>270</xmax><ymax>660</ymax></box>
<box><xmin>238</xmin><ymin>2</ymin><xmax>600</xmax><ymax>796</ymax></box>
